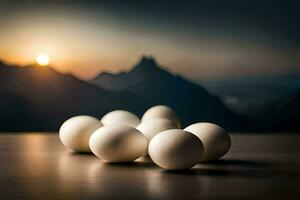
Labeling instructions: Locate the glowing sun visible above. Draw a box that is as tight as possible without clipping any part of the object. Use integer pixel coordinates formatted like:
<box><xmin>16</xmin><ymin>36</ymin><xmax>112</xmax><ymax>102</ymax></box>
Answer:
<box><xmin>36</xmin><ymin>53</ymin><xmax>50</xmax><ymax>66</ymax></box>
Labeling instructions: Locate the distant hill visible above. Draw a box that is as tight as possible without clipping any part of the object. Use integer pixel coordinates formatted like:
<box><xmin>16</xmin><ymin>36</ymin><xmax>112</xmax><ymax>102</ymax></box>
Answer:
<box><xmin>200</xmin><ymin>74</ymin><xmax>300</xmax><ymax>114</ymax></box>
<box><xmin>90</xmin><ymin>56</ymin><xmax>250</xmax><ymax>131</ymax></box>
<box><xmin>252</xmin><ymin>91</ymin><xmax>300</xmax><ymax>132</ymax></box>
<box><xmin>4</xmin><ymin>56</ymin><xmax>300</xmax><ymax>132</ymax></box>
<box><xmin>0</xmin><ymin>61</ymin><xmax>148</xmax><ymax>131</ymax></box>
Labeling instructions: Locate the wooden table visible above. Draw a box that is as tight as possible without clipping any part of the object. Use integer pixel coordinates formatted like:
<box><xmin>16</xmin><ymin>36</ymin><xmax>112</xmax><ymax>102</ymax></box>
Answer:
<box><xmin>0</xmin><ymin>133</ymin><xmax>300</xmax><ymax>200</ymax></box>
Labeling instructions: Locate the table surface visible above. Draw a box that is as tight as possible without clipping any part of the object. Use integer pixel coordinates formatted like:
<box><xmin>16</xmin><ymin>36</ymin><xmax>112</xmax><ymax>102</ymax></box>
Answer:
<box><xmin>0</xmin><ymin>133</ymin><xmax>300</xmax><ymax>200</ymax></box>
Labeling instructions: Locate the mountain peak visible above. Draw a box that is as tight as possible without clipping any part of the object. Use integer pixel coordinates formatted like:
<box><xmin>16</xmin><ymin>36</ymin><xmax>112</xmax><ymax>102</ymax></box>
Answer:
<box><xmin>131</xmin><ymin>55</ymin><xmax>160</xmax><ymax>73</ymax></box>
<box><xmin>139</xmin><ymin>55</ymin><xmax>157</xmax><ymax>65</ymax></box>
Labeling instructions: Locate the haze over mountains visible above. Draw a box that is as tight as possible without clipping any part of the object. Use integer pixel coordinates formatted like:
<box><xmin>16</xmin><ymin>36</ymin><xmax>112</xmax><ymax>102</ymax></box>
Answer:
<box><xmin>253</xmin><ymin>92</ymin><xmax>300</xmax><ymax>132</ymax></box>
<box><xmin>199</xmin><ymin>73</ymin><xmax>300</xmax><ymax>131</ymax></box>
<box><xmin>0</xmin><ymin>56</ymin><xmax>299</xmax><ymax>132</ymax></box>
<box><xmin>200</xmin><ymin>74</ymin><xmax>300</xmax><ymax>114</ymax></box>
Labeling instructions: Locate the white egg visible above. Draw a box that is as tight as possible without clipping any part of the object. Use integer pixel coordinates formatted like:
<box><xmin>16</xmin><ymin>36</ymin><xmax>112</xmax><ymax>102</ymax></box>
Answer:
<box><xmin>89</xmin><ymin>124</ymin><xmax>148</xmax><ymax>162</ymax></box>
<box><xmin>100</xmin><ymin>110</ymin><xmax>140</xmax><ymax>127</ymax></box>
<box><xmin>137</xmin><ymin>119</ymin><xmax>177</xmax><ymax>154</ymax></box>
<box><xmin>136</xmin><ymin>119</ymin><xmax>177</xmax><ymax>141</ymax></box>
<box><xmin>59</xmin><ymin>115</ymin><xmax>103</xmax><ymax>152</ymax></box>
<box><xmin>148</xmin><ymin>129</ymin><xmax>204</xmax><ymax>170</ymax></box>
<box><xmin>141</xmin><ymin>105</ymin><xmax>181</xmax><ymax>128</ymax></box>
<box><xmin>184</xmin><ymin>122</ymin><xmax>231</xmax><ymax>161</ymax></box>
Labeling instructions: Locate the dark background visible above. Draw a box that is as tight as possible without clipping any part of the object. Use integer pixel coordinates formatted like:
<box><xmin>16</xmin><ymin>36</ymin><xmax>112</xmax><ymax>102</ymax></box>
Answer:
<box><xmin>0</xmin><ymin>0</ymin><xmax>299</xmax><ymax>132</ymax></box>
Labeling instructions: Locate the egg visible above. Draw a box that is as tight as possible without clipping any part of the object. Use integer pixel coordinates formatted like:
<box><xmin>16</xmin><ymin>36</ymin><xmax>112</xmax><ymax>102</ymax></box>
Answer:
<box><xmin>137</xmin><ymin>119</ymin><xmax>177</xmax><ymax>141</ymax></box>
<box><xmin>59</xmin><ymin>115</ymin><xmax>103</xmax><ymax>152</ymax></box>
<box><xmin>141</xmin><ymin>105</ymin><xmax>181</xmax><ymax>128</ymax></box>
<box><xmin>89</xmin><ymin>124</ymin><xmax>148</xmax><ymax>162</ymax></box>
<box><xmin>184</xmin><ymin>122</ymin><xmax>231</xmax><ymax>161</ymax></box>
<box><xmin>101</xmin><ymin>110</ymin><xmax>140</xmax><ymax>127</ymax></box>
<box><xmin>148</xmin><ymin>129</ymin><xmax>204</xmax><ymax>170</ymax></box>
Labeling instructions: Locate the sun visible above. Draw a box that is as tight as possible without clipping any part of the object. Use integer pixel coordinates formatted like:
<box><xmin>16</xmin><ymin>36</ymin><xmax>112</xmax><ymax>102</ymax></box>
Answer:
<box><xmin>36</xmin><ymin>53</ymin><xmax>50</xmax><ymax>66</ymax></box>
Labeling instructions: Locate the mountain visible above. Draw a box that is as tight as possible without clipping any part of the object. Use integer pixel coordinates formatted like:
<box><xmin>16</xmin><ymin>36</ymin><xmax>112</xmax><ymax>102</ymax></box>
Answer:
<box><xmin>252</xmin><ymin>91</ymin><xmax>300</xmax><ymax>132</ymax></box>
<box><xmin>199</xmin><ymin>74</ymin><xmax>300</xmax><ymax>115</ymax></box>
<box><xmin>90</xmin><ymin>56</ymin><xmax>250</xmax><ymax>131</ymax></box>
<box><xmin>0</xmin><ymin>61</ymin><xmax>148</xmax><ymax>131</ymax></box>
<box><xmin>90</xmin><ymin>57</ymin><xmax>163</xmax><ymax>91</ymax></box>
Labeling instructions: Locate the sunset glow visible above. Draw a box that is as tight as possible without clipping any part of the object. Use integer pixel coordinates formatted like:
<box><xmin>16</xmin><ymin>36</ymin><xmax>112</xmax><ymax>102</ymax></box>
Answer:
<box><xmin>0</xmin><ymin>1</ymin><xmax>299</xmax><ymax>81</ymax></box>
<box><xmin>36</xmin><ymin>54</ymin><xmax>50</xmax><ymax>66</ymax></box>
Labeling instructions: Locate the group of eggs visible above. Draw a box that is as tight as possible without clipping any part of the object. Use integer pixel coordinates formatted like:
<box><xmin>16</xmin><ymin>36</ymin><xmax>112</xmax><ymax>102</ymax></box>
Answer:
<box><xmin>59</xmin><ymin>105</ymin><xmax>231</xmax><ymax>170</ymax></box>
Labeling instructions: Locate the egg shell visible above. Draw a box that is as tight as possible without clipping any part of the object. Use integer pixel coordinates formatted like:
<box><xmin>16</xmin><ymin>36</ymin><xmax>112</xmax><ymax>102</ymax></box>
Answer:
<box><xmin>59</xmin><ymin>115</ymin><xmax>102</xmax><ymax>152</ymax></box>
<box><xmin>136</xmin><ymin>118</ymin><xmax>177</xmax><ymax>141</ymax></box>
<box><xmin>89</xmin><ymin>124</ymin><xmax>148</xmax><ymax>162</ymax></box>
<box><xmin>184</xmin><ymin>122</ymin><xmax>231</xmax><ymax>161</ymax></box>
<box><xmin>101</xmin><ymin>110</ymin><xmax>140</xmax><ymax>127</ymax></box>
<box><xmin>148</xmin><ymin>129</ymin><xmax>204</xmax><ymax>170</ymax></box>
<box><xmin>141</xmin><ymin>105</ymin><xmax>181</xmax><ymax>128</ymax></box>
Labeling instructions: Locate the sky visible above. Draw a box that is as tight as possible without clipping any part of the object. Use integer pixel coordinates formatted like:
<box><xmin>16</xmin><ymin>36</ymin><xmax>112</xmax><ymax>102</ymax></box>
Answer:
<box><xmin>0</xmin><ymin>0</ymin><xmax>299</xmax><ymax>80</ymax></box>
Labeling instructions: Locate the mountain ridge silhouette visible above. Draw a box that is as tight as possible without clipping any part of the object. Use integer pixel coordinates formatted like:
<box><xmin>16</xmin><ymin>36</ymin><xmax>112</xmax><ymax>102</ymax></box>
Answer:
<box><xmin>2</xmin><ymin>56</ymin><xmax>299</xmax><ymax>131</ymax></box>
<box><xmin>0</xmin><ymin>61</ymin><xmax>149</xmax><ymax>131</ymax></box>
<box><xmin>90</xmin><ymin>56</ymin><xmax>250</xmax><ymax>131</ymax></box>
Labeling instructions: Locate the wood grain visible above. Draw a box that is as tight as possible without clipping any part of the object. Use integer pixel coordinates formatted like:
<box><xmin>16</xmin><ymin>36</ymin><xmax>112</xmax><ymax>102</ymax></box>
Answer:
<box><xmin>0</xmin><ymin>133</ymin><xmax>300</xmax><ymax>200</ymax></box>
